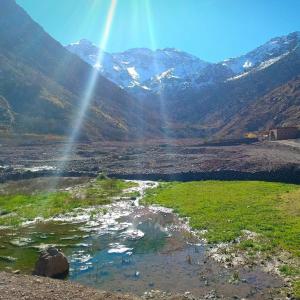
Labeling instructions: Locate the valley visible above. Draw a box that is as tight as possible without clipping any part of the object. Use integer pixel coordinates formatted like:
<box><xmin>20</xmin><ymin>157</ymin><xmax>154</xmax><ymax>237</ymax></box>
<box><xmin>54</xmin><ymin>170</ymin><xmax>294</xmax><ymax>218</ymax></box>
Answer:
<box><xmin>1</xmin><ymin>139</ymin><xmax>300</xmax><ymax>183</ymax></box>
<box><xmin>0</xmin><ymin>0</ymin><xmax>299</xmax><ymax>299</ymax></box>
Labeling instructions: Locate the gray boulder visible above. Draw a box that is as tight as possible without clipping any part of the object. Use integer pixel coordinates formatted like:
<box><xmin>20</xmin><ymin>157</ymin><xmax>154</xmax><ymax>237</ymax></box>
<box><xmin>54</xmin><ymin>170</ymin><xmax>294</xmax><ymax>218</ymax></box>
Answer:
<box><xmin>33</xmin><ymin>247</ymin><xmax>69</xmax><ymax>278</ymax></box>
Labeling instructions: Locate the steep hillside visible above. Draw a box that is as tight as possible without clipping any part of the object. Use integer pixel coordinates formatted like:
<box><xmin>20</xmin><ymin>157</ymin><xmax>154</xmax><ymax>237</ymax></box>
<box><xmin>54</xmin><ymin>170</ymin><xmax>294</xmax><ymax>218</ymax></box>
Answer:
<box><xmin>1</xmin><ymin>0</ymin><xmax>299</xmax><ymax>141</ymax></box>
<box><xmin>163</xmin><ymin>46</ymin><xmax>300</xmax><ymax>138</ymax></box>
<box><xmin>218</xmin><ymin>77</ymin><xmax>300</xmax><ymax>137</ymax></box>
<box><xmin>0</xmin><ymin>0</ymin><xmax>159</xmax><ymax>140</ymax></box>
<box><xmin>0</xmin><ymin>96</ymin><xmax>14</xmax><ymax>131</ymax></box>
<box><xmin>67</xmin><ymin>31</ymin><xmax>300</xmax><ymax>140</ymax></box>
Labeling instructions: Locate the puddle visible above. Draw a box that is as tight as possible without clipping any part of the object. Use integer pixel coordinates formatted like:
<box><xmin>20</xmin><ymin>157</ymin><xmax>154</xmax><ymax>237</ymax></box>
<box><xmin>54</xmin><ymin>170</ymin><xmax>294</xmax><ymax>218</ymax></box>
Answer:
<box><xmin>0</xmin><ymin>179</ymin><xmax>284</xmax><ymax>298</ymax></box>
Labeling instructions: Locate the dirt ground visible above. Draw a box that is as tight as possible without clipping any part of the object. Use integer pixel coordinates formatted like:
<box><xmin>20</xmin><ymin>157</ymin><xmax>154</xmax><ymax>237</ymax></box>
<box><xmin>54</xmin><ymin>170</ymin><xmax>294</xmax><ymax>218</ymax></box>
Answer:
<box><xmin>0</xmin><ymin>272</ymin><xmax>139</xmax><ymax>300</ymax></box>
<box><xmin>0</xmin><ymin>139</ymin><xmax>300</xmax><ymax>182</ymax></box>
<box><xmin>0</xmin><ymin>272</ymin><xmax>200</xmax><ymax>300</ymax></box>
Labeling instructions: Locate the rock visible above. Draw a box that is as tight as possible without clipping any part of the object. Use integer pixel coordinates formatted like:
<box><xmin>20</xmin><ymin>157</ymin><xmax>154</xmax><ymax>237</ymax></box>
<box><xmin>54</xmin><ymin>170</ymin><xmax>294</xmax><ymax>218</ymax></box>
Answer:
<box><xmin>0</xmin><ymin>209</ymin><xmax>9</xmax><ymax>216</ymax></box>
<box><xmin>33</xmin><ymin>247</ymin><xmax>69</xmax><ymax>278</ymax></box>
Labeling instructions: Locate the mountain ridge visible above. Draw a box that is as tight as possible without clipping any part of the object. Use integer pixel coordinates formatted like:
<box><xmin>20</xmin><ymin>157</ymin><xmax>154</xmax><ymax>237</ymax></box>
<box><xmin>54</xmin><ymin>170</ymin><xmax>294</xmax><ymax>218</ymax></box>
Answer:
<box><xmin>66</xmin><ymin>31</ymin><xmax>300</xmax><ymax>98</ymax></box>
<box><xmin>0</xmin><ymin>0</ymin><xmax>160</xmax><ymax>140</ymax></box>
<box><xmin>0</xmin><ymin>0</ymin><xmax>299</xmax><ymax>141</ymax></box>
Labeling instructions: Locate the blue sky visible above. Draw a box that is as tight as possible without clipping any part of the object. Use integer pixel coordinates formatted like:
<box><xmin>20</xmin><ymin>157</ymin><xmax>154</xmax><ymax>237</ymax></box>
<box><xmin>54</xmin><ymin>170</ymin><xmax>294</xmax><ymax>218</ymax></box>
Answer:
<box><xmin>17</xmin><ymin>0</ymin><xmax>300</xmax><ymax>62</ymax></box>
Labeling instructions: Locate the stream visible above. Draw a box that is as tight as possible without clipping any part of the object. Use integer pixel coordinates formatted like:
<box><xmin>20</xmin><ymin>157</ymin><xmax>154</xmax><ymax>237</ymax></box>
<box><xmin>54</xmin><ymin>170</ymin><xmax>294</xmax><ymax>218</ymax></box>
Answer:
<box><xmin>0</xmin><ymin>179</ymin><xmax>284</xmax><ymax>299</ymax></box>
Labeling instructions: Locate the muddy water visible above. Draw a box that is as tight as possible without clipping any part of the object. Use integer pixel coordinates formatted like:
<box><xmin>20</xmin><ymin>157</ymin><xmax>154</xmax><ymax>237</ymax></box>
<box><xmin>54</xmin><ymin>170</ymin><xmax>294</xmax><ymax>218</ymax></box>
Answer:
<box><xmin>0</xmin><ymin>179</ymin><xmax>283</xmax><ymax>299</ymax></box>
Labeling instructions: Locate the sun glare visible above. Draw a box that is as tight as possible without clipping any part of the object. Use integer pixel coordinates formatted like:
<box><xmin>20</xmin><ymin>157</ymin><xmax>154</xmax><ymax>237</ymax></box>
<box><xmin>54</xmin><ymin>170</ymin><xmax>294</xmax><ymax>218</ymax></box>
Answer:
<box><xmin>144</xmin><ymin>0</ymin><xmax>168</xmax><ymax>135</ymax></box>
<box><xmin>53</xmin><ymin>0</ymin><xmax>118</xmax><ymax>184</ymax></box>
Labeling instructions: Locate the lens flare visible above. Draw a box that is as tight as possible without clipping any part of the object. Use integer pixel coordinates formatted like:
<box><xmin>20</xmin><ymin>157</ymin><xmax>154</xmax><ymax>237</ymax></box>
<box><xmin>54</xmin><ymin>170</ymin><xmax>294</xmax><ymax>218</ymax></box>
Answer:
<box><xmin>52</xmin><ymin>0</ymin><xmax>118</xmax><ymax>185</ymax></box>
<box><xmin>144</xmin><ymin>0</ymin><xmax>168</xmax><ymax>134</ymax></box>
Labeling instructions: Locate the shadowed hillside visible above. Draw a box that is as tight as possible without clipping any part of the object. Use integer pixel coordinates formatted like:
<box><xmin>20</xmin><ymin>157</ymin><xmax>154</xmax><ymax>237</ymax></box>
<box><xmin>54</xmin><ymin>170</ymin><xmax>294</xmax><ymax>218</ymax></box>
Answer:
<box><xmin>159</xmin><ymin>46</ymin><xmax>300</xmax><ymax>138</ymax></box>
<box><xmin>218</xmin><ymin>76</ymin><xmax>300</xmax><ymax>137</ymax></box>
<box><xmin>0</xmin><ymin>0</ymin><xmax>160</xmax><ymax>140</ymax></box>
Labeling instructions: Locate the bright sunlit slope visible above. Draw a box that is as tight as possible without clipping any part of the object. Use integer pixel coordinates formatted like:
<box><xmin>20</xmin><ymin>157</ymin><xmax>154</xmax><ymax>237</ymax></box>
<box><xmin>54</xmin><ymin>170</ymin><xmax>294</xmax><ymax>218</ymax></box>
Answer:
<box><xmin>0</xmin><ymin>0</ymin><xmax>160</xmax><ymax>140</ymax></box>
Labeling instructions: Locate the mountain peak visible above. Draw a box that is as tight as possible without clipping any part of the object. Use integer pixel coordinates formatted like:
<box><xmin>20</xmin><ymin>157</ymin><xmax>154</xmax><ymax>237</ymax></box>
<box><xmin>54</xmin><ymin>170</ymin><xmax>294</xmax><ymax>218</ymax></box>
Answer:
<box><xmin>66</xmin><ymin>42</ymin><xmax>212</xmax><ymax>94</ymax></box>
<box><xmin>66</xmin><ymin>31</ymin><xmax>300</xmax><ymax>97</ymax></box>
<box><xmin>222</xmin><ymin>31</ymin><xmax>300</xmax><ymax>74</ymax></box>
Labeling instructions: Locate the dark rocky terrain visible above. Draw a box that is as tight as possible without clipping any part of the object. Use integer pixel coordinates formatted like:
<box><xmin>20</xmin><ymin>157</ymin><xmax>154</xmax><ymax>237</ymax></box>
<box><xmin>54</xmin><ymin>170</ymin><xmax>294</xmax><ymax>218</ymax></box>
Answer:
<box><xmin>1</xmin><ymin>139</ymin><xmax>300</xmax><ymax>183</ymax></box>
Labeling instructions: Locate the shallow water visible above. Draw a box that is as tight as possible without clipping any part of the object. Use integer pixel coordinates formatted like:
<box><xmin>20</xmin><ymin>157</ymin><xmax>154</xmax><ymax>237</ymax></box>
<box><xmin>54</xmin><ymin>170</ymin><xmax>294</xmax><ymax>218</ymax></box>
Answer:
<box><xmin>0</xmin><ymin>179</ymin><xmax>284</xmax><ymax>298</ymax></box>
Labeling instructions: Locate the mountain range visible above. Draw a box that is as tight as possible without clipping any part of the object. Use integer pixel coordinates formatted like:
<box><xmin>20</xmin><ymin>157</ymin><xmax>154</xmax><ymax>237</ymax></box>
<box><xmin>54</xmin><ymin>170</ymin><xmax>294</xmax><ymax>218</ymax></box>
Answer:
<box><xmin>0</xmin><ymin>0</ymin><xmax>159</xmax><ymax>140</ymax></box>
<box><xmin>66</xmin><ymin>32</ymin><xmax>300</xmax><ymax>99</ymax></box>
<box><xmin>0</xmin><ymin>0</ymin><xmax>299</xmax><ymax>140</ymax></box>
<box><xmin>67</xmin><ymin>31</ymin><xmax>300</xmax><ymax>138</ymax></box>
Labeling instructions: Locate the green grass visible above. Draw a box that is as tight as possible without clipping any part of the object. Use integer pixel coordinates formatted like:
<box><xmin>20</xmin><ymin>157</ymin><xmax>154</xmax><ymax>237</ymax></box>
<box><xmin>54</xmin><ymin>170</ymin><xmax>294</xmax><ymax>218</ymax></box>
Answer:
<box><xmin>0</xmin><ymin>178</ymin><xmax>136</xmax><ymax>226</ymax></box>
<box><xmin>293</xmin><ymin>281</ymin><xmax>300</xmax><ymax>300</ymax></box>
<box><xmin>142</xmin><ymin>181</ymin><xmax>300</xmax><ymax>256</ymax></box>
<box><xmin>279</xmin><ymin>265</ymin><xmax>300</xmax><ymax>276</ymax></box>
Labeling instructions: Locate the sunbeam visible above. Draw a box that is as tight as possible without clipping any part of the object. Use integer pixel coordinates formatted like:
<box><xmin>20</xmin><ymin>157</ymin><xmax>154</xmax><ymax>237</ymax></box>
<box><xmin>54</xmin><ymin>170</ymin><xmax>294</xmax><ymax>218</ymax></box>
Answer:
<box><xmin>144</xmin><ymin>0</ymin><xmax>176</xmax><ymax>172</ymax></box>
<box><xmin>52</xmin><ymin>0</ymin><xmax>118</xmax><ymax>186</ymax></box>
<box><xmin>144</xmin><ymin>0</ymin><xmax>168</xmax><ymax>136</ymax></box>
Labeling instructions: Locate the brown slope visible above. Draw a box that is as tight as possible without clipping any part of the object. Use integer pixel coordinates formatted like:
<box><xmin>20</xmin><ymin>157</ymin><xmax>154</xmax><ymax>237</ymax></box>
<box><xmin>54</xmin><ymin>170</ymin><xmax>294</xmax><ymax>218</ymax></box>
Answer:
<box><xmin>162</xmin><ymin>46</ymin><xmax>300</xmax><ymax>138</ymax></box>
<box><xmin>0</xmin><ymin>0</ymin><xmax>159</xmax><ymax>140</ymax></box>
<box><xmin>217</xmin><ymin>77</ymin><xmax>300</xmax><ymax>138</ymax></box>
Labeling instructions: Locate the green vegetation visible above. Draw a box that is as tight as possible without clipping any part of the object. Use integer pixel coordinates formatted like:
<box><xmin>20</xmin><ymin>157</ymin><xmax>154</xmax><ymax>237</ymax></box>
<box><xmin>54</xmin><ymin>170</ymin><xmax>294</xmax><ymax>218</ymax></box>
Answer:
<box><xmin>293</xmin><ymin>281</ymin><xmax>300</xmax><ymax>300</ymax></box>
<box><xmin>0</xmin><ymin>178</ymin><xmax>137</xmax><ymax>226</ymax></box>
<box><xmin>143</xmin><ymin>181</ymin><xmax>300</xmax><ymax>256</ymax></box>
<box><xmin>143</xmin><ymin>180</ymin><xmax>300</xmax><ymax>298</ymax></box>
<box><xmin>279</xmin><ymin>265</ymin><xmax>300</xmax><ymax>277</ymax></box>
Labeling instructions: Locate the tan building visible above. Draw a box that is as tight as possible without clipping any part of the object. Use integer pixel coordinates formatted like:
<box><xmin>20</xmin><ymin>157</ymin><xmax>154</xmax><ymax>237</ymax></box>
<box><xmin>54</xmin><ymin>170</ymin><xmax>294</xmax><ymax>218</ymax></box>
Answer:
<box><xmin>269</xmin><ymin>127</ymin><xmax>299</xmax><ymax>141</ymax></box>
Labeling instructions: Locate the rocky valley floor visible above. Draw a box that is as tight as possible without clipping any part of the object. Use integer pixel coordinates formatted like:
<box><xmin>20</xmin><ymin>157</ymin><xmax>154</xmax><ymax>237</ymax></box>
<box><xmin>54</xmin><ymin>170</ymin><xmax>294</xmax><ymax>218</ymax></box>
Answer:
<box><xmin>0</xmin><ymin>139</ymin><xmax>300</xmax><ymax>183</ymax></box>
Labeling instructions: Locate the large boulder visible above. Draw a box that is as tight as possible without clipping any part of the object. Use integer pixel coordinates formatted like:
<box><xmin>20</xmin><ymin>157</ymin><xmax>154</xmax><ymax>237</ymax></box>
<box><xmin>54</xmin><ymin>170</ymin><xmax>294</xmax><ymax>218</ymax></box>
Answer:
<box><xmin>33</xmin><ymin>247</ymin><xmax>69</xmax><ymax>278</ymax></box>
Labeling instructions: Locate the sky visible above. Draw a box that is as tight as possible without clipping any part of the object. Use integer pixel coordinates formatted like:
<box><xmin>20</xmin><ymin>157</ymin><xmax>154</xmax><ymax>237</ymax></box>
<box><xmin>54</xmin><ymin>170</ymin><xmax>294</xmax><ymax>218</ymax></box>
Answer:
<box><xmin>16</xmin><ymin>0</ymin><xmax>300</xmax><ymax>62</ymax></box>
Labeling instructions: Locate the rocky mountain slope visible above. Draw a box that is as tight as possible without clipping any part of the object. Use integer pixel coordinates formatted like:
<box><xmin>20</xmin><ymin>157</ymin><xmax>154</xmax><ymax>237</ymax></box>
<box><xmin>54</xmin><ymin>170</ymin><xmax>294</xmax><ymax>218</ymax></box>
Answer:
<box><xmin>66</xmin><ymin>41</ymin><xmax>216</xmax><ymax>97</ymax></box>
<box><xmin>163</xmin><ymin>46</ymin><xmax>300</xmax><ymax>138</ymax></box>
<box><xmin>223</xmin><ymin>32</ymin><xmax>300</xmax><ymax>74</ymax></box>
<box><xmin>67</xmin><ymin>33</ymin><xmax>300</xmax><ymax>139</ymax></box>
<box><xmin>218</xmin><ymin>76</ymin><xmax>300</xmax><ymax>138</ymax></box>
<box><xmin>1</xmin><ymin>0</ymin><xmax>299</xmax><ymax>141</ymax></box>
<box><xmin>66</xmin><ymin>32</ymin><xmax>300</xmax><ymax>100</ymax></box>
<box><xmin>0</xmin><ymin>0</ymin><xmax>159</xmax><ymax>140</ymax></box>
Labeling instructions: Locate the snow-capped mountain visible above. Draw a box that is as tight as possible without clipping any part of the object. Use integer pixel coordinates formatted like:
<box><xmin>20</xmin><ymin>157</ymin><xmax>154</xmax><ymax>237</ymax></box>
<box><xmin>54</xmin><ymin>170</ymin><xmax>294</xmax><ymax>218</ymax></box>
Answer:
<box><xmin>223</xmin><ymin>31</ymin><xmax>300</xmax><ymax>75</ymax></box>
<box><xmin>66</xmin><ymin>32</ymin><xmax>300</xmax><ymax>97</ymax></box>
<box><xmin>66</xmin><ymin>41</ymin><xmax>215</xmax><ymax>96</ymax></box>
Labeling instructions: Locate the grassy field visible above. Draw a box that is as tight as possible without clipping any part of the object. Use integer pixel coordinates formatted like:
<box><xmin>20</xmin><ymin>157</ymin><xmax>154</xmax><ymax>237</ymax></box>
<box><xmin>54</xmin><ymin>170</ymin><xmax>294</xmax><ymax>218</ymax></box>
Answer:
<box><xmin>0</xmin><ymin>178</ymin><xmax>136</xmax><ymax>226</ymax></box>
<box><xmin>143</xmin><ymin>181</ymin><xmax>300</xmax><ymax>256</ymax></box>
<box><xmin>143</xmin><ymin>180</ymin><xmax>300</xmax><ymax>298</ymax></box>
